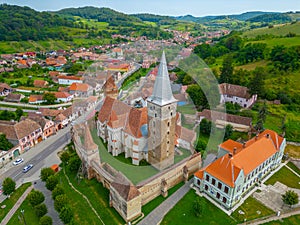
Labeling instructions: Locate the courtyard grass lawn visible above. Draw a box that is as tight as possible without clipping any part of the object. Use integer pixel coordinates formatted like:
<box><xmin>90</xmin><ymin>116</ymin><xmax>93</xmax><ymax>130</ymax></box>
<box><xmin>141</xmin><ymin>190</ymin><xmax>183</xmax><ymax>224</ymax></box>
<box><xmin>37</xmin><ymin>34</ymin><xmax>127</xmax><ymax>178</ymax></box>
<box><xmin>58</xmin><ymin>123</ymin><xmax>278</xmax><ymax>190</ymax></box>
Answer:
<box><xmin>57</xmin><ymin>168</ymin><xmax>124</xmax><ymax>225</ymax></box>
<box><xmin>286</xmin><ymin>161</ymin><xmax>300</xmax><ymax>176</ymax></box>
<box><xmin>231</xmin><ymin>196</ymin><xmax>274</xmax><ymax>223</ymax></box>
<box><xmin>0</xmin><ymin>183</ymin><xmax>32</xmax><ymax>222</ymax></box>
<box><xmin>262</xmin><ymin>214</ymin><xmax>300</xmax><ymax>225</ymax></box>
<box><xmin>161</xmin><ymin>190</ymin><xmax>236</xmax><ymax>225</ymax></box>
<box><xmin>7</xmin><ymin>197</ymin><xmax>39</xmax><ymax>225</ymax></box>
<box><xmin>142</xmin><ymin>182</ymin><xmax>185</xmax><ymax>217</ymax></box>
<box><xmin>174</xmin><ymin>148</ymin><xmax>192</xmax><ymax>164</ymax></box>
<box><xmin>91</xmin><ymin>128</ymin><xmax>159</xmax><ymax>184</ymax></box>
<box><xmin>177</xmin><ymin>104</ymin><xmax>197</xmax><ymax>115</ymax></box>
<box><xmin>264</xmin><ymin>166</ymin><xmax>300</xmax><ymax>189</ymax></box>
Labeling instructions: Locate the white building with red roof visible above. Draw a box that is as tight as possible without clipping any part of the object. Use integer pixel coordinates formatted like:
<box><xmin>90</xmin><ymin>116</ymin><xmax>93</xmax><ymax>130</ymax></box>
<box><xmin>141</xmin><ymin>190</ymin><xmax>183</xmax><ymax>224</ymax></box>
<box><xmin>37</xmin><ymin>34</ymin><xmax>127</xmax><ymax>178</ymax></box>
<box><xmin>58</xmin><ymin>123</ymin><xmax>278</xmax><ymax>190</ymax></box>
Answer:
<box><xmin>194</xmin><ymin>129</ymin><xmax>286</xmax><ymax>210</ymax></box>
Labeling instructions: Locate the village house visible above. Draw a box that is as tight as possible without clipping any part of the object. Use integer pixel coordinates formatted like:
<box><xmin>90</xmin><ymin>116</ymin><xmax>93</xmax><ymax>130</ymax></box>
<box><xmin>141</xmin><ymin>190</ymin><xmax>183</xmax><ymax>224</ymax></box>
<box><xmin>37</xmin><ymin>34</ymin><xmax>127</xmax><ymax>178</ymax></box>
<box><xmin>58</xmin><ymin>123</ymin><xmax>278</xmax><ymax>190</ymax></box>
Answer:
<box><xmin>0</xmin><ymin>145</ymin><xmax>22</xmax><ymax>166</ymax></box>
<box><xmin>0</xmin><ymin>119</ymin><xmax>43</xmax><ymax>151</ymax></box>
<box><xmin>194</xmin><ymin>129</ymin><xmax>286</xmax><ymax>210</ymax></box>
<box><xmin>28</xmin><ymin>95</ymin><xmax>44</xmax><ymax>104</ymax></box>
<box><xmin>23</xmin><ymin>115</ymin><xmax>55</xmax><ymax>139</ymax></box>
<box><xmin>58</xmin><ymin>75</ymin><xmax>83</xmax><ymax>85</ymax></box>
<box><xmin>69</xmin><ymin>83</ymin><xmax>93</xmax><ymax>97</ymax></box>
<box><xmin>219</xmin><ymin>83</ymin><xmax>257</xmax><ymax>108</ymax></box>
<box><xmin>54</xmin><ymin>92</ymin><xmax>73</xmax><ymax>102</ymax></box>
<box><xmin>0</xmin><ymin>83</ymin><xmax>12</xmax><ymax>96</ymax></box>
<box><xmin>33</xmin><ymin>80</ymin><xmax>48</xmax><ymax>88</ymax></box>
<box><xmin>103</xmin><ymin>76</ymin><xmax>118</xmax><ymax>99</ymax></box>
<box><xmin>197</xmin><ymin>109</ymin><xmax>252</xmax><ymax>132</ymax></box>
<box><xmin>5</xmin><ymin>93</ymin><xmax>24</xmax><ymax>103</ymax></box>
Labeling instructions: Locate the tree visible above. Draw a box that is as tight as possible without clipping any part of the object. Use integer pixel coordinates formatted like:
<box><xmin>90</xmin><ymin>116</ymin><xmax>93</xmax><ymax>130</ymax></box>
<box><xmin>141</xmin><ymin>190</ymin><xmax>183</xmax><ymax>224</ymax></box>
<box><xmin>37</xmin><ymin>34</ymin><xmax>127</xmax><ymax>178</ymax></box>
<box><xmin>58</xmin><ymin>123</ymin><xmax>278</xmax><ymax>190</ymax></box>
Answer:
<box><xmin>42</xmin><ymin>93</ymin><xmax>57</xmax><ymax>105</ymax></box>
<box><xmin>219</xmin><ymin>55</ymin><xmax>234</xmax><ymax>84</ymax></box>
<box><xmin>193</xmin><ymin>198</ymin><xmax>205</xmax><ymax>217</ymax></box>
<box><xmin>40</xmin><ymin>167</ymin><xmax>55</xmax><ymax>182</ymax></box>
<box><xmin>199</xmin><ymin>119</ymin><xmax>211</xmax><ymax>135</ymax></box>
<box><xmin>34</xmin><ymin>203</ymin><xmax>48</xmax><ymax>218</ymax></box>
<box><xmin>45</xmin><ymin>175</ymin><xmax>58</xmax><ymax>191</ymax></box>
<box><xmin>2</xmin><ymin>177</ymin><xmax>16</xmax><ymax>196</ymax></box>
<box><xmin>0</xmin><ymin>134</ymin><xmax>13</xmax><ymax>151</ymax></box>
<box><xmin>68</xmin><ymin>155</ymin><xmax>82</xmax><ymax>173</ymax></box>
<box><xmin>59</xmin><ymin>206</ymin><xmax>73</xmax><ymax>224</ymax></box>
<box><xmin>248</xmin><ymin>67</ymin><xmax>266</xmax><ymax>96</ymax></box>
<box><xmin>27</xmin><ymin>190</ymin><xmax>45</xmax><ymax>206</ymax></box>
<box><xmin>54</xmin><ymin>194</ymin><xmax>69</xmax><ymax>212</ymax></box>
<box><xmin>15</xmin><ymin>107</ymin><xmax>23</xmax><ymax>121</ymax></box>
<box><xmin>186</xmin><ymin>84</ymin><xmax>208</xmax><ymax>110</ymax></box>
<box><xmin>224</xmin><ymin>124</ymin><xmax>233</xmax><ymax>141</ymax></box>
<box><xmin>282</xmin><ymin>190</ymin><xmax>299</xmax><ymax>207</ymax></box>
<box><xmin>60</xmin><ymin>151</ymin><xmax>71</xmax><ymax>165</ymax></box>
<box><xmin>255</xmin><ymin>101</ymin><xmax>268</xmax><ymax>131</ymax></box>
<box><xmin>52</xmin><ymin>185</ymin><xmax>65</xmax><ymax>200</ymax></box>
<box><xmin>39</xmin><ymin>215</ymin><xmax>53</xmax><ymax>225</ymax></box>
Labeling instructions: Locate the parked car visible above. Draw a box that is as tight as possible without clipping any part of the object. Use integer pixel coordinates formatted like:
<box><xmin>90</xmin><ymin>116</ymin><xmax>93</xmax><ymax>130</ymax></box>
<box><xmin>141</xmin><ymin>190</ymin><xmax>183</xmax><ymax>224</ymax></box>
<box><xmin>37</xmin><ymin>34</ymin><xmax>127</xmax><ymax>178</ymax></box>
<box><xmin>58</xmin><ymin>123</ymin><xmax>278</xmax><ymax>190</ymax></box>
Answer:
<box><xmin>22</xmin><ymin>164</ymin><xmax>33</xmax><ymax>173</ymax></box>
<box><xmin>13</xmin><ymin>158</ymin><xmax>24</xmax><ymax>166</ymax></box>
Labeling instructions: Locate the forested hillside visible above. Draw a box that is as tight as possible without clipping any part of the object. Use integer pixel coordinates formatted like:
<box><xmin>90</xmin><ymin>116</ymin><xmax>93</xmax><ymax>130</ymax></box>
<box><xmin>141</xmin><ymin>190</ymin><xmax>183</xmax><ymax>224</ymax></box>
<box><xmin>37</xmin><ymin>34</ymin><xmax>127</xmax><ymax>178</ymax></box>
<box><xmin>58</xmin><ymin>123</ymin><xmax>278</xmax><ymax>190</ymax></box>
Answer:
<box><xmin>0</xmin><ymin>4</ymin><xmax>75</xmax><ymax>41</ymax></box>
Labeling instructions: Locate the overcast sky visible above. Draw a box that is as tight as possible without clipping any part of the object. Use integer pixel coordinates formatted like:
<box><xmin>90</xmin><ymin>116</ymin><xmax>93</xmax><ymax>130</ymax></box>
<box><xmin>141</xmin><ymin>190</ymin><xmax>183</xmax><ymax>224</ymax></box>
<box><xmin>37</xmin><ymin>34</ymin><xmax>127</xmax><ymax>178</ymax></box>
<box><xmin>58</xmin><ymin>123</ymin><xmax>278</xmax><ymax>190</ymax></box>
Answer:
<box><xmin>0</xmin><ymin>0</ymin><xmax>299</xmax><ymax>16</ymax></box>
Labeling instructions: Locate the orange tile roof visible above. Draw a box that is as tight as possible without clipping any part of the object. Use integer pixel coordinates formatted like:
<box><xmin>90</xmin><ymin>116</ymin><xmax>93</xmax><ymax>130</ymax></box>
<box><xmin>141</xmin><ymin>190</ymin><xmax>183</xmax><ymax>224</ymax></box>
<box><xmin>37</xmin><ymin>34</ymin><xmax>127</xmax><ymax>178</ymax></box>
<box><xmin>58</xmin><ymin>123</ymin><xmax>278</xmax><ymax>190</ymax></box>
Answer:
<box><xmin>69</xmin><ymin>83</ymin><xmax>89</xmax><ymax>92</ymax></box>
<box><xmin>58</xmin><ymin>75</ymin><xmax>82</xmax><ymax>81</ymax></box>
<box><xmin>194</xmin><ymin>168</ymin><xmax>205</xmax><ymax>179</ymax></box>
<box><xmin>54</xmin><ymin>92</ymin><xmax>71</xmax><ymax>99</ymax></box>
<box><xmin>219</xmin><ymin>139</ymin><xmax>243</xmax><ymax>154</ymax></box>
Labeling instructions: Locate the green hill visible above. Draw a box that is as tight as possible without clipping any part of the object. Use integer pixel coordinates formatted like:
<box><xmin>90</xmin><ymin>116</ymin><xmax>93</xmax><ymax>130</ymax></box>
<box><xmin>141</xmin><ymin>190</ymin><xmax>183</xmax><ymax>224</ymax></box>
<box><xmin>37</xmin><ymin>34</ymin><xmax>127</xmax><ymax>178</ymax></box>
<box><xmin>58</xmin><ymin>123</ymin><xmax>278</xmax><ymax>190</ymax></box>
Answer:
<box><xmin>242</xmin><ymin>21</ymin><xmax>300</xmax><ymax>38</ymax></box>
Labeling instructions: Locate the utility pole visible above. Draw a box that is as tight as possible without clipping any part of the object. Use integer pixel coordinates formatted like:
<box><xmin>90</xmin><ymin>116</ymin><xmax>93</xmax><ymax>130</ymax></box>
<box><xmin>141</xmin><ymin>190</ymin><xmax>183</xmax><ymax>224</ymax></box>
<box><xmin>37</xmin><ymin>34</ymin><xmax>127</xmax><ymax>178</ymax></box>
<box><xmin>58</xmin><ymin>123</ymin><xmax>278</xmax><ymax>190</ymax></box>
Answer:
<box><xmin>20</xmin><ymin>209</ymin><xmax>27</xmax><ymax>225</ymax></box>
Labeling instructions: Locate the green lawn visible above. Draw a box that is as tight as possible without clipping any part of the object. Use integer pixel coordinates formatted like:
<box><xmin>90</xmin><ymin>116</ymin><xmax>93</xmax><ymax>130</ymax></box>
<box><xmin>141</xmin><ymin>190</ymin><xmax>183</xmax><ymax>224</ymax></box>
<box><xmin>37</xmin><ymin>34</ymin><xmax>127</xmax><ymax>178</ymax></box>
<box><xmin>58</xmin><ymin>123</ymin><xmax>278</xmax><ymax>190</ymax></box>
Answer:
<box><xmin>264</xmin><ymin>166</ymin><xmax>300</xmax><ymax>189</ymax></box>
<box><xmin>177</xmin><ymin>104</ymin><xmax>197</xmax><ymax>115</ymax></box>
<box><xmin>57</xmin><ymin>168</ymin><xmax>124</xmax><ymax>225</ymax></box>
<box><xmin>0</xmin><ymin>183</ymin><xmax>32</xmax><ymax>222</ymax></box>
<box><xmin>142</xmin><ymin>182</ymin><xmax>184</xmax><ymax>217</ymax></box>
<box><xmin>91</xmin><ymin>128</ymin><xmax>158</xmax><ymax>184</ymax></box>
<box><xmin>262</xmin><ymin>214</ymin><xmax>300</xmax><ymax>225</ymax></box>
<box><xmin>286</xmin><ymin>162</ymin><xmax>300</xmax><ymax>175</ymax></box>
<box><xmin>174</xmin><ymin>148</ymin><xmax>192</xmax><ymax>164</ymax></box>
<box><xmin>7</xmin><ymin>198</ymin><xmax>40</xmax><ymax>225</ymax></box>
<box><xmin>161</xmin><ymin>190</ymin><xmax>236</xmax><ymax>225</ymax></box>
<box><xmin>231</xmin><ymin>196</ymin><xmax>274</xmax><ymax>223</ymax></box>
<box><xmin>249</xmin><ymin>37</ymin><xmax>300</xmax><ymax>48</ymax></box>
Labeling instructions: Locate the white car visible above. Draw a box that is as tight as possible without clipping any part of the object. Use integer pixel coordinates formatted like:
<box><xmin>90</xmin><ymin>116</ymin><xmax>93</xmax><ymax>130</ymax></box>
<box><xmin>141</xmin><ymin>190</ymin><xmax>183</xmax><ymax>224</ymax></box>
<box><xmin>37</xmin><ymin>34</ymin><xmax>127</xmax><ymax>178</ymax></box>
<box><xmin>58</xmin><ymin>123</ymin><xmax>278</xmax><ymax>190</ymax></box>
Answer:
<box><xmin>22</xmin><ymin>164</ymin><xmax>33</xmax><ymax>173</ymax></box>
<box><xmin>13</xmin><ymin>158</ymin><xmax>24</xmax><ymax>166</ymax></box>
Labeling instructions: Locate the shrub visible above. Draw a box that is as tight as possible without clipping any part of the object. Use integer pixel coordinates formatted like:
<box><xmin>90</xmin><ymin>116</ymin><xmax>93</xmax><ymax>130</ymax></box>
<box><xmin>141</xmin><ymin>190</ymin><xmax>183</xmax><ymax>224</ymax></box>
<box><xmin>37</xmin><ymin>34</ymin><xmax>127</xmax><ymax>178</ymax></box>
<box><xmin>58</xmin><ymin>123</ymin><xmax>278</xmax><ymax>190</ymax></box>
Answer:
<box><xmin>39</xmin><ymin>215</ymin><xmax>53</xmax><ymax>225</ymax></box>
<box><xmin>27</xmin><ymin>190</ymin><xmax>45</xmax><ymax>206</ymax></box>
<box><xmin>40</xmin><ymin>167</ymin><xmax>55</xmax><ymax>182</ymax></box>
<box><xmin>52</xmin><ymin>185</ymin><xmax>65</xmax><ymax>200</ymax></box>
<box><xmin>45</xmin><ymin>175</ymin><xmax>58</xmax><ymax>191</ymax></box>
<box><xmin>34</xmin><ymin>203</ymin><xmax>48</xmax><ymax>218</ymax></box>
<box><xmin>68</xmin><ymin>155</ymin><xmax>81</xmax><ymax>172</ymax></box>
<box><xmin>59</xmin><ymin>205</ymin><xmax>73</xmax><ymax>224</ymax></box>
<box><xmin>54</xmin><ymin>194</ymin><xmax>69</xmax><ymax>212</ymax></box>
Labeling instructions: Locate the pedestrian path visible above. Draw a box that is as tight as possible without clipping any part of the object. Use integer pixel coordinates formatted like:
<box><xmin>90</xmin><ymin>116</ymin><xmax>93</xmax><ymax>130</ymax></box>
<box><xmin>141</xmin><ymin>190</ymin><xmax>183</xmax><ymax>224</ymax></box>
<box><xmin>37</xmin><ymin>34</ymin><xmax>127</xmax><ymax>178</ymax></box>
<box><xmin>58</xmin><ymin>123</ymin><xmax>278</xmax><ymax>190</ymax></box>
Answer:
<box><xmin>0</xmin><ymin>185</ymin><xmax>33</xmax><ymax>225</ymax></box>
<box><xmin>138</xmin><ymin>180</ymin><xmax>192</xmax><ymax>225</ymax></box>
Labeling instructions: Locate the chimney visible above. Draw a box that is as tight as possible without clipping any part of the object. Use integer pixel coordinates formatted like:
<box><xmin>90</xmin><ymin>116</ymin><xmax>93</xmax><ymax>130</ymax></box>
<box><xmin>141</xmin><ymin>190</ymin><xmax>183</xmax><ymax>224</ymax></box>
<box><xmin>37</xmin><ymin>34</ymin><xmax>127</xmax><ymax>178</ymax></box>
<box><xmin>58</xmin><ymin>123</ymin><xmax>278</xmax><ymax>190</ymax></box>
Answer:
<box><xmin>233</xmin><ymin>147</ymin><xmax>237</xmax><ymax>155</ymax></box>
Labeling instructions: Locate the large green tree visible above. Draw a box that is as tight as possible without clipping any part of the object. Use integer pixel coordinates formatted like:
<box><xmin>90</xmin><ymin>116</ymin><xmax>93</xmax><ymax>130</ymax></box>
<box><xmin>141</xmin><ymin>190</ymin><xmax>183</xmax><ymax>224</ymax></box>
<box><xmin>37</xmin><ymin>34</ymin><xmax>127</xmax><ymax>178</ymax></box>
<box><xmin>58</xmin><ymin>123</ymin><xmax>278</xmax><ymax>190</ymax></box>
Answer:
<box><xmin>45</xmin><ymin>175</ymin><xmax>58</xmax><ymax>191</ymax></box>
<box><xmin>43</xmin><ymin>93</ymin><xmax>57</xmax><ymax>105</ymax></box>
<box><xmin>2</xmin><ymin>177</ymin><xmax>16</xmax><ymax>196</ymax></box>
<box><xmin>40</xmin><ymin>167</ymin><xmax>55</xmax><ymax>182</ymax></box>
<box><xmin>0</xmin><ymin>134</ymin><xmax>13</xmax><ymax>151</ymax></box>
<box><xmin>27</xmin><ymin>190</ymin><xmax>45</xmax><ymax>206</ymax></box>
<box><xmin>282</xmin><ymin>190</ymin><xmax>299</xmax><ymax>207</ymax></box>
<box><xmin>219</xmin><ymin>55</ymin><xmax>234</xmax><ymax>84</ymax></box>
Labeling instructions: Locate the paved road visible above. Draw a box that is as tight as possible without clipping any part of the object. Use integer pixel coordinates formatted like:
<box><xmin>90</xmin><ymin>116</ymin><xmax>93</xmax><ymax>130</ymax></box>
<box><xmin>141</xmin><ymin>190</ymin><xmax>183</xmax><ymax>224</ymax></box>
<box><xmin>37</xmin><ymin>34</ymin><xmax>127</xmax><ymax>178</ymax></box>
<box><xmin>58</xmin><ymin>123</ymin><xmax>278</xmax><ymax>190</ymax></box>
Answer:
<box><xmin>0</xmin><ymin>100</ymin><xmax>72</xmax><ymax>109</ymax></box>
<box><xmin>138</xmin><ymin>179</ymin><xmax>193</xmax><ymax>225</ymax></box>
<box><xmin>0</xmin><ymin>107</ymin><xmax>37</xmax><ymax>113</ymax></box>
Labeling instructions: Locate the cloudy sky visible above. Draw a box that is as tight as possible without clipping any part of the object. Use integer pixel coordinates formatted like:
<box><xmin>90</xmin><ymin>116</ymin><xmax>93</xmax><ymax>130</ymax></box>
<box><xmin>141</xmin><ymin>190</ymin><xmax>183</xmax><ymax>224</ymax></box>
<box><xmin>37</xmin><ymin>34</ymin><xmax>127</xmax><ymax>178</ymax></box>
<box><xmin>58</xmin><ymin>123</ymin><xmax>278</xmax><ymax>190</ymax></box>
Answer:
<box><xmin>0</xmin><ymin>0</ymin><xmax>299</xmax><ymax>16</ymax></box>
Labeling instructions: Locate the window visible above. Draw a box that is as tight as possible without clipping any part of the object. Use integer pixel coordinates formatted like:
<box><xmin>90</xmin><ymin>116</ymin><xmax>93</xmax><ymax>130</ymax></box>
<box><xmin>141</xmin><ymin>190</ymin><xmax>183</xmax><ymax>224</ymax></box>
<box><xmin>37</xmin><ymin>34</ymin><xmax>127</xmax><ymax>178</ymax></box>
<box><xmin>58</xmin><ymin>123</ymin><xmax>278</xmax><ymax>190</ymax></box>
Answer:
<box><xmin>205</xmin><ymin>185</ymin><xmax>208</xmax><ymax>191</ymax></box>
<box><xmin>155</xmin><ymin>113</ymin><xmax>157</xmax><ymax>117</ymax></box>
<box><xmin>197</xmin><ymin>180</ymin><xmax>200</xmax><ymax>186</ymax></box>
<box><xmin>205</xmin><ymin>175</ymin><xmax>209</xmax><ymax>181</ymax></box>
<box><xmin>167</xmin><ymin>122</ymin><xmax>170</xmax><ymax>127</ymax></box>
<box><xmin>216</xmin><ymin>192</ymin><xmax>220</xmax><ymax>199</ymax></box>
<box><xmin>212</xmin><ymin>178</ymin><xmax>216</xmax><ymax>186</ymax></box>
<box><xmin>218</xmin><ymin>182</ymin><xmax>222</xmax><ymax>189</ymax></box>
<box><xmin>223</xmin><ymin>197</ymin><xmax>227</xmax><ymax>203</ymax></box>
<box><xmin>224</xmin><ymin>186</ymin><xmax>229</xmax><ymax>194</ymax></box>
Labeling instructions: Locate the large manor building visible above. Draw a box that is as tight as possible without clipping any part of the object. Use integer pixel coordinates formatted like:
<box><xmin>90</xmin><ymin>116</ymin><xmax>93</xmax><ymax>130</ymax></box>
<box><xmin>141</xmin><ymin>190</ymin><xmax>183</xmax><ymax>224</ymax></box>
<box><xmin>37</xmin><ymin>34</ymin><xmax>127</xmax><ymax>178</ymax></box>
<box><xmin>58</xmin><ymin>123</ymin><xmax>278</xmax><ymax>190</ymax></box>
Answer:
<box><xmin>97</xmin><ymin>52</ymin><xmax>195</xmax><ymax>170</ymax></box>
<box><xmin>194</xmin><ymin>129</ymin><xmax>286</xmax><ymax>209</ymax></box>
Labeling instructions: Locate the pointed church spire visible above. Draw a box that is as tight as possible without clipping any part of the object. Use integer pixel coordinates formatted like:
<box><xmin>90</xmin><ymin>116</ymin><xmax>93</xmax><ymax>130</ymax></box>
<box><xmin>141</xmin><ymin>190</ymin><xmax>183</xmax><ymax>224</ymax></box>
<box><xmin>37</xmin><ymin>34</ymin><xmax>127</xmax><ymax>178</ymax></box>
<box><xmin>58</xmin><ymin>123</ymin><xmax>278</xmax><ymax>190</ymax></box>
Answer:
<box><xmin>147</xmin><ymin>51</ymin><xmax>177</xmax><ymax>106</ymax></box>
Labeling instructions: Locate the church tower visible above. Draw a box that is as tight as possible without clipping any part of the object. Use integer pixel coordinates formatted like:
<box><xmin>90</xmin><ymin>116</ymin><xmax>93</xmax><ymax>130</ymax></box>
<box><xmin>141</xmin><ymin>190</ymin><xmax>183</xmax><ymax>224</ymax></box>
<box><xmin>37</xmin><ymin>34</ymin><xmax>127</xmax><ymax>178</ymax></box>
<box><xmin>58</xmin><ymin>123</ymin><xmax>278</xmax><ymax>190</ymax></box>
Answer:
<box><xmin>147</xmin><ymin>51</ymin><xmax>177</xmax><ymax>170</ymax></box>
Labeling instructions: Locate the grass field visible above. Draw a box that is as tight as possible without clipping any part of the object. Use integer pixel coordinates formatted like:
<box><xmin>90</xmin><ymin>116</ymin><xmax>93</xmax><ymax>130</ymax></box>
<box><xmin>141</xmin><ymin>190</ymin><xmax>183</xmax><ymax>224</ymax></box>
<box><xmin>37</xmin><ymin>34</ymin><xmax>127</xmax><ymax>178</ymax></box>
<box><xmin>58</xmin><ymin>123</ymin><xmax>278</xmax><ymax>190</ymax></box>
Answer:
<box><xmin>231</xmin><ymin>196</ymin><xmax>274</xmax><ymax>223</ymax></box>
<box><xmin>264</xmin><ymin>166</ymin><xmax>300</xmax><ymax>189</ymax></box>
<box><xmin>235</xmin><ymin>60</ymin><xmax>269</xmax><ymax>71</ymax></box>
<box><xmin>242</xmin><ymin>22</ymin><xmax>300</xmax><ymax>38</ymax></box>
<box><xmin>248</xmin><ymin>37</ymin><xmax>300</xmax><ymax>48</ymax></box>
<box><xmin>161</xmin><ymin>190</ymin><xmax>236</xmax><ymax>225</ymax></box>
<box><xmin>7</xmin><ymin>197</ymin><xmax>40</xmax><ymax>225</ymax></box>
<box><xmin>286</xmin><ymin>161</ymin><xmax>300</xmax><ymax>175</ymax></box>
<box><xmin>262</xmin><ymin>214</ymin><xmax>300</xmax><ymax>225</ymax></box>
<box><xmin>285</xmin><ymin>145</ymin><xmax>300</xmax><ymax>159</ymax></box>
<box><xmin>177</xmin><ymin>104</ymin><xmax>197</xmax><ymax>115</ymax></box>
<box><xmin>0</xmin><ymin>183</ymin><xmax>32</xmax><ymax>222</ymax></box>
<box><xmin>56</xmin><ymin>168</ymin><xmax>124</xmax><ymax>225</ymax></box>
